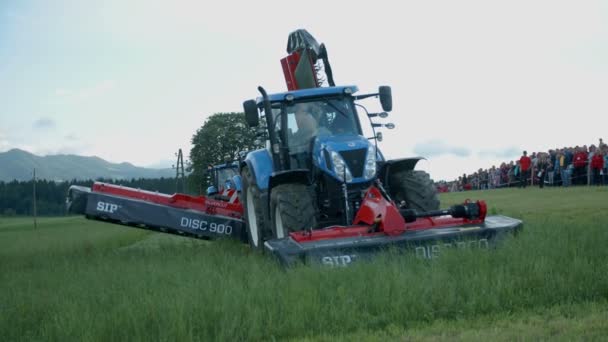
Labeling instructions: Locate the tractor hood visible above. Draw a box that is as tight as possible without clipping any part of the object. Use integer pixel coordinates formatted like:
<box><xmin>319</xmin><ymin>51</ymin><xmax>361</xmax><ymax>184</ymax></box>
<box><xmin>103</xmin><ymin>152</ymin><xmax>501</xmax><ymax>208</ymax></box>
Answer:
<box><xmin>313</xmin><ymin>134</ymin><xmax>377</xmax><ymax>183</ymax></box>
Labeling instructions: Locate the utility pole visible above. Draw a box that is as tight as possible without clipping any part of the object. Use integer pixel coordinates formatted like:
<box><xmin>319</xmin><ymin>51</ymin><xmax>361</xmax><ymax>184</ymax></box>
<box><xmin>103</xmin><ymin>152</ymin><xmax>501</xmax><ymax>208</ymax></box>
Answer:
<box><xmin>33</xmin><ymin>168</ymin><xmax>37</xmax><ymax>229</ymax></box>
<box><xmin>174</xmin><ymin>149</ymin><xmax>186</xmax><ymax>193</ymax></box>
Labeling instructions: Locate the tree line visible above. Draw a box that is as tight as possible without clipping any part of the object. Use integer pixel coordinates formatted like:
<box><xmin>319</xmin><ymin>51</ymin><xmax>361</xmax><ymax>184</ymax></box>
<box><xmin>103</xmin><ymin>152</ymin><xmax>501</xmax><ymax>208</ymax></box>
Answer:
<box><xmin>0</xmin><ymin>178</ymin><xmax>179</xmax><ymax>216</ymax></box>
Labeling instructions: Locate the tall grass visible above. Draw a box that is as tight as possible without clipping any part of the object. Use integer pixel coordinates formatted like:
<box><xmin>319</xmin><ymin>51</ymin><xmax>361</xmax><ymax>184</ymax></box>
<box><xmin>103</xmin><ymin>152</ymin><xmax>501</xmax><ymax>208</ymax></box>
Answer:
<box><xmin>1</xmin><ymin>186</ymin><xmax>607</xmax><ymax>340</ymax></box>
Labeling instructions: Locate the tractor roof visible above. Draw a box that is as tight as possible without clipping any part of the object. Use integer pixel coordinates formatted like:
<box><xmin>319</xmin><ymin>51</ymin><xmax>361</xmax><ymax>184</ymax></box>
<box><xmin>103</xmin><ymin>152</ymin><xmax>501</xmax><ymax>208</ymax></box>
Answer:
<box><xmin>214</xmin><ymin>162</ymin><xmax>238</xmax><ymax>170</ymax></box>
<box><xmin>256</xmin><ymin>85</ymin><xmax>358</xmax><ymax>105</ymax></box>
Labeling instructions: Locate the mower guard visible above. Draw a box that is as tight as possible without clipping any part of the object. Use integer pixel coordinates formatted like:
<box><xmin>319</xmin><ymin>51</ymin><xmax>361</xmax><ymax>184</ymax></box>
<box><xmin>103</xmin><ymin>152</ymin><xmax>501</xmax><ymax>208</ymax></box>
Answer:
<box><xmin>264</xmin><ymin>215</ymin><xmax>522</xmax><ymax>267</ymax></box>
<box><xmin>68</xmin><ymin>182</ymin><xmax>245</xmax><ymax>240</ymax></box>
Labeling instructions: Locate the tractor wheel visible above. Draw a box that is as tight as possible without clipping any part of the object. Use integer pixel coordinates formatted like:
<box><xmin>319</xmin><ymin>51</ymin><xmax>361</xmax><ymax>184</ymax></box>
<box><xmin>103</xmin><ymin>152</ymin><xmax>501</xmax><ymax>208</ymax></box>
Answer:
<box><xmin>241</xmin><ymin>166</ymin><xmax>266</xmax><ymax>249</ymax></box>
<box><xmin>270</xmin><ymin>183</ymin><xmax>316</xmax><ymax>238</ymax></box>
<box><xmin>390</xmin><ymin>170</ymin><xmax>440</xmax><ymax>211</ymax></box>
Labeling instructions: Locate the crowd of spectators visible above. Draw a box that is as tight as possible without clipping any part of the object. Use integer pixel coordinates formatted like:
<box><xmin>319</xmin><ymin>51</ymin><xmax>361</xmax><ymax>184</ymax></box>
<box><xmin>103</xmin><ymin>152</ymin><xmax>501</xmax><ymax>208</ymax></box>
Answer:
<box><xmin>437</xmin><ymin>139</ymin><xmax>607</xmax><ymax>192</ymax></box>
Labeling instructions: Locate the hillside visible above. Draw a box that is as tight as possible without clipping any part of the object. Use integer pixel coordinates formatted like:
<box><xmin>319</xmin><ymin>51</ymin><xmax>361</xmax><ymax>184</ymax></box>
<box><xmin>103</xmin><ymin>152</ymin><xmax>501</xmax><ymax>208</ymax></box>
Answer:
<box><xmin>0</xmin><ymin>149</ymin><xmax>174</xmax><ymax>181</ymax></box>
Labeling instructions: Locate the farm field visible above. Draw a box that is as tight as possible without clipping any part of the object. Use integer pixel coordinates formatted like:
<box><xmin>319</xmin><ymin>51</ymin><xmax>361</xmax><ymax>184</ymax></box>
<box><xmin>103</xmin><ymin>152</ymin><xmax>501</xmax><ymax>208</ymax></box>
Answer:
<box><xmin>1</xmin><ymin>186</ymin><xmax>607</xmax><ymax>341</ymax></box>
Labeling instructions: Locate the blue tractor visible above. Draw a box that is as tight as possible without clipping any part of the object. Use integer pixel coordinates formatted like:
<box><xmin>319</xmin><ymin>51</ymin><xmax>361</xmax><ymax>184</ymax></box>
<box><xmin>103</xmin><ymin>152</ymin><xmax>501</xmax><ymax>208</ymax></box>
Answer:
<box><xmin>239</xmin><ymin>30</ymin><xmax>439</xmax><ymax>248</ymax></box>
<box><xmin>238</xmin><ymin>30</ymin><xmax>439</xmax><ymax>249</ymax></box>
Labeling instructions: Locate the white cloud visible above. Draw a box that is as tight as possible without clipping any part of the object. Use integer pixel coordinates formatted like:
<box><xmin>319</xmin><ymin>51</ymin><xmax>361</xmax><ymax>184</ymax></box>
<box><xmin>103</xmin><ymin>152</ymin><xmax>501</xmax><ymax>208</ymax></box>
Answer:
<box><xmin>413</xmin><ymin>140</ymin><xmax>471</xmax><ymax>158</ymax></box>
<box><xmin>478</xmin><ymin>147</ymin><xmax>521</xmax><ymax>159</ymax></box>
<box><xmin>33</xmin><ymin>117</ymin><xmax>55</xmax><ymax>129</ymax></box>
<box><xmin>64</xmin><ymin>133</ymin><xmax>79</xmax><ymax>141</ymax></box>
<box><xmin>27</xmin><ymin>143</ymin><xmax>90</xmax><ymax>156</ymax></box>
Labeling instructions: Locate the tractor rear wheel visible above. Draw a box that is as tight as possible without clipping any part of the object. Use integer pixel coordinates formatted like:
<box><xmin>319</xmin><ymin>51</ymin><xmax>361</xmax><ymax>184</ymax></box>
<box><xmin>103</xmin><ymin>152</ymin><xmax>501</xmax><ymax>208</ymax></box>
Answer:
<box><xmin>270</xmin><ymin>183</ymin><xmax>316</xmax><ymax>238</ymax></box>
<box><xmin>390</xmin><ymin>170</ymin><xmax>440</xmax><ymax>211</ymax></box>
<box><xmin>241</xmin><ymin>166</ymin><xmax>266</xmax><ymax>249</ymax></box>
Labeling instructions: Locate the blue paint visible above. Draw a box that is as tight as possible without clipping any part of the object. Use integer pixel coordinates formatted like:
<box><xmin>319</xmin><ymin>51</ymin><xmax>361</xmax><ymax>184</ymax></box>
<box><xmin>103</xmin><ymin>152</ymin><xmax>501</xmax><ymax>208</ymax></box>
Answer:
<box><xmin>206</xmin><ymin>185</ymin><xmax>218</xmax><ymax>196</ymax></box>
<box><xmin>255</xmin><ymin>86</ymin><xmax>359</xmax><ymax>105</ymax></box>
<box><xmin>244</xmin><ymin>149</ymin><xmax>274</xmax><ymax>190</ymax></box>
<box><xmin>231</xmin><ymin>175</ymin><xmax>242</xmax><ymax>192</ymax></box>
<box><xmin>313</xmin><ymin>134</ymin><xmax>378</xmax><ymax>183</ymax></box>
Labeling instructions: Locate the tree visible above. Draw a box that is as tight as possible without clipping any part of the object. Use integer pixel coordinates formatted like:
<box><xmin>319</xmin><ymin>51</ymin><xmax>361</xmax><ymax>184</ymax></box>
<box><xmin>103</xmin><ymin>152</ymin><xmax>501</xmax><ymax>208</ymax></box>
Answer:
<box><xmin>0</xmin><ymin>178</ymin><xmax>181</xmax><ymax>217</ymax></box>
<box><xmin>189</xmin><ymin>112</ymin><xmax>260</xmax><ymax>193</ymax></box>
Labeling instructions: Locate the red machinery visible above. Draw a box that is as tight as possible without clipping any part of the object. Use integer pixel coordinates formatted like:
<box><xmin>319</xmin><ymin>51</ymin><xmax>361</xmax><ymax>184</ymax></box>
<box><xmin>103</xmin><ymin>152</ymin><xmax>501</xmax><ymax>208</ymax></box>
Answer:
<box><xmin>67</xmin><ymin>182</ymin><xmax>245</xmax><ymax>240</ymax></box>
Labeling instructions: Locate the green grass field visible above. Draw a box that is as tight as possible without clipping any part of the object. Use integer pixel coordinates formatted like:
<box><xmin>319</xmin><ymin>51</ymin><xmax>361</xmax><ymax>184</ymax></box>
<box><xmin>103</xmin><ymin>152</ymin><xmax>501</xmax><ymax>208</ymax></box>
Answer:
<box><xmin>1</xmin><ymin>186</ymin><xmax>607</xmax><ymax>341</ymax></box>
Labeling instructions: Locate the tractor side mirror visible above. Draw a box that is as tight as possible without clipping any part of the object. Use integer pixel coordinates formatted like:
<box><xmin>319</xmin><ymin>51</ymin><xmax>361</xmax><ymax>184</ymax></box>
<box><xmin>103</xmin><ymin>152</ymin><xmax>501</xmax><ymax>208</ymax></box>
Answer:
<box><xmin>243</xmin><ymin>100</ymin><xmax>259</xmax><ymax>127</ymax></box>
<box><xmin>367</xmin><ymin>112</ymin><xmax>389</xmax><ymax>118</ymax></box>
<box><xmin>379</xmin><ymin>86</ymin><xmax>392</xmax><ymax>112</ymax></box>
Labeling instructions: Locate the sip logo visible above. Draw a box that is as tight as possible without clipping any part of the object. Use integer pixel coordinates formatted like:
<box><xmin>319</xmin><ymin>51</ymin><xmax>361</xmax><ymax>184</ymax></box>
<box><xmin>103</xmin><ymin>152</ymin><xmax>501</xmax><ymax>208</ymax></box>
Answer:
<box><xmin>96</xmin><ymin>201</ymin><xmax>119</xmax><ymax>214</ymax></box>
<box><xmin>321</xmin><ymin>254</ymin><xmax>357</xmax><ymax>267</ymax></box>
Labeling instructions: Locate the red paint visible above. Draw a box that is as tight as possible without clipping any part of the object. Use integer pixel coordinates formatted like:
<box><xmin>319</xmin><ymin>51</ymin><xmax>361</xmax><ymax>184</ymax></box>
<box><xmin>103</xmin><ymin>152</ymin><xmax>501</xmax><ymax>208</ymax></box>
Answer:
<box><xmin>92</xmin><ymin>182</ymin><xmax>487</xmax><ymax>243</ymax></box>
<box><xmin>91</xmin><ymin>182</ymin><xmax>242</xmax><ymax>219</ymax></box>
<box><xmin>290</xmin><ymin>186</ymin><xmax>486</xmax><ymax>243</ymax></box>
<box><xmin>281</xmin><ymin>53</ymin><xmax>300</xmax><ymax>91</ymax></box>
<box><xmin>280</xmin><ymin>49</ymin><xmax>319</xmax><ymax>91</ymax></box>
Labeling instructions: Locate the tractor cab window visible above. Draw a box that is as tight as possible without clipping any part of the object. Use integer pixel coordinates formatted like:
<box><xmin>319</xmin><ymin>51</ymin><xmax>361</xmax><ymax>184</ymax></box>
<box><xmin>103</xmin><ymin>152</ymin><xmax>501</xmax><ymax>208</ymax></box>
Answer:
<box><xmin>216</xmin><ymin>167</ymin><xmax>238</xmax><ymax>188</ymax></box>
<box><xmin>284</xmin><ymin>99</ymin><xmax>359</xmax><ymax>152</ymax></box>
<box><xmin>320</xmin><ymin>99</ymin><xmax>359</xmax><ymax>136</ymax></box>
<box><xmin>259</xmin><ymin>106</ymin><xmax>281</xmax><ymax>149</ymax></box>
<box><xmin>278</xmin><ymin>99</ymin><xmax>359</xmax><ymax>169</ymax></box>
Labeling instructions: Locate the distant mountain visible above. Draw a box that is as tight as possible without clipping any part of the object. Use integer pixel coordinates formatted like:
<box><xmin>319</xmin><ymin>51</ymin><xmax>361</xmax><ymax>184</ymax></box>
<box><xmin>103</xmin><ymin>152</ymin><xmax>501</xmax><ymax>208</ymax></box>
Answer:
<box><xmin>0</xmin><ymin>149</ymin><xmax>175</xmax><ymax>182</ymax></box>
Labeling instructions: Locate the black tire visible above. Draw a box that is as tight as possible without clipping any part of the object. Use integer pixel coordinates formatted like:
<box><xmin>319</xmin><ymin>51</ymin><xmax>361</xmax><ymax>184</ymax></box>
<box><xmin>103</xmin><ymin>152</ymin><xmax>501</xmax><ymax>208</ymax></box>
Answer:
<box><xmin>270</xmin><ymin>183</ymin><xmax>316</xmax><ymax>238</ymax></box>
<box><xmin>240</xmin><ymin>166</ymin><xmax>266</xmax><ymax>249</ymax></box>
<box><xmin>390</xmin><ymin>170</ymin><xmax>440</xmax><ymax>211</ymax></box>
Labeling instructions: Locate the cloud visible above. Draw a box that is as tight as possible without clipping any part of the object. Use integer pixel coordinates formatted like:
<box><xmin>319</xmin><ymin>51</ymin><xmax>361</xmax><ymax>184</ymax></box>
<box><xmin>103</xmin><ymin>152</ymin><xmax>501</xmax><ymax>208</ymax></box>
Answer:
<box><xmin>27</xmin><ymin>144</ymin><xmax>89</xmax><ymax>156</ymax></box>
<box><xmin>54</xmin><ymin>80</ymin><xmax>116</xmax><ymax>102</ymax></box>
<box><xmin>53</xmin><ymin>146</ymin><xmax>85</xmax><ymax>155</ymax></box>
<box><xmin>478</xmin><ymin>147</ymin><xmax>521</xmax><ymax>159</ymax></box>
<box><xmin>64</xmin><ymin>133</ymin><xmax>79</xmax><ymax>141</ymax></box>
<box><xmin>413</xmin><ymin>140</ymin><xmax>471</xmax><ymax>158</ymax></box>
<box><xmin>33</xmin><ymin>117</ymin><xmax>56</xmax><ymax>129</ymax></box>
<box><xmin>145</xmin><ymin>159</ymin><xmax>174</xmax><ymax>169</ymax></box>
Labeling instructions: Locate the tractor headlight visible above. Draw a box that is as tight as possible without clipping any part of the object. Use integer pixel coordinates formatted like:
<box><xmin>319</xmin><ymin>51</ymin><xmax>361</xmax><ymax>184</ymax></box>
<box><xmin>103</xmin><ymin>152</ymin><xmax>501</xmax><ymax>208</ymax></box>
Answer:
<box><xmin>331</xmin><ymin>151</ymin><xmax>353</xmax><ymax>182</ymax></box>
<box><xmin>364</xmin><ymin>145</ymin><xmax>377</xmax><ymax>179</ymax></box>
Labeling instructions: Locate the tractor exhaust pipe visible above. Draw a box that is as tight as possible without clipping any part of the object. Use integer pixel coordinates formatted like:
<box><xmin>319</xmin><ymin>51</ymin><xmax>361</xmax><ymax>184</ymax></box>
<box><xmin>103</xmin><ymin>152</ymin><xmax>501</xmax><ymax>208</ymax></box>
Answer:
<box><xmin>257</xmin><ymin>86</ymin><xmax>282</xmax><ymax>171</ymax></box>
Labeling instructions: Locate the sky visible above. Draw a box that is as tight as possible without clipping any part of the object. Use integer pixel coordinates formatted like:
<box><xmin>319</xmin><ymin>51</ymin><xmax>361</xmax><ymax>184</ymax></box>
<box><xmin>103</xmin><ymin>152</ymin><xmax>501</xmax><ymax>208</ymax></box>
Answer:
<box><xmin>1</xmin><ymin>0</ymin><xmax>607</xmax><ymax>181</ymax></box>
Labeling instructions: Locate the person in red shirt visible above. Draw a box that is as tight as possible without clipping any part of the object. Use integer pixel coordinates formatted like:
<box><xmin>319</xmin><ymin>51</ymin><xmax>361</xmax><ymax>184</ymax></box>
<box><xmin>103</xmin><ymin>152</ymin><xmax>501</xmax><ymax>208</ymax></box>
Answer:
<box><xmin>591</xmin><ymin>150</ymin><xmax>605</xmax><ymax>185</ymax></box>
<box><xmin>572</xmin><ymin>147</ymin><xmax>588</xmax><ymax>185</ymax></box>
<box><xmin>519</xmin><ymin>151</ymin><xmax>532</xmax><ymax>188</ymax></box>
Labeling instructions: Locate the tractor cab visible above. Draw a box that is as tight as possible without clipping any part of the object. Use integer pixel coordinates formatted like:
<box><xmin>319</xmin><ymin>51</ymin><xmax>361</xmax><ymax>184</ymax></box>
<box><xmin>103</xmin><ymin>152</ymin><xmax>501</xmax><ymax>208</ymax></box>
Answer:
<box><xmin>246</xmin><ymin>86</ymin><xmax>381</xmax><ymax>177</ymax></box>
<box><xmin>206</xmin><ymin>162</ymin><xmax>240</xmax><ymax>198</ymax></box>
<box><xmin>282</xmin><ymin>97</ymin><xmax>362</xmax><ymax>172</ymax></box>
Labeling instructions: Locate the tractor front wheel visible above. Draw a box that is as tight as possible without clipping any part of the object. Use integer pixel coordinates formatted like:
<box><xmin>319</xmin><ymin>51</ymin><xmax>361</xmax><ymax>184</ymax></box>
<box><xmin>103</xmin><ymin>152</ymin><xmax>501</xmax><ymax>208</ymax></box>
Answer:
<box><xmin>390</xmin><ymin>170</ymin><xmax>440</xmax><ymax>212</ymax></box>
<box><xmin>241</xmin><ymin>166</ymin><xmax>266</xmax><ymax>249</ymax></box>
<box><xmin>270</xmin><ymin>183</ymin><xmax>316</xmax><ymax>238</ymax></box>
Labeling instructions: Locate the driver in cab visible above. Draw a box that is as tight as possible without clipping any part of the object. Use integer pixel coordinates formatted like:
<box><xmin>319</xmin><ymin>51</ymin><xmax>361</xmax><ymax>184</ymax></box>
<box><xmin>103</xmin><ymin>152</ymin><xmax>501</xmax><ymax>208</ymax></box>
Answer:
<box><xmin>288</xmin><ymin>103</ymin><xmax>329</xmax><ymax>167</ymax></box>
<box><xmin>291</xmin><ymin>103</ymin><xmax>330</xmax><ymax>147</ymax></box>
